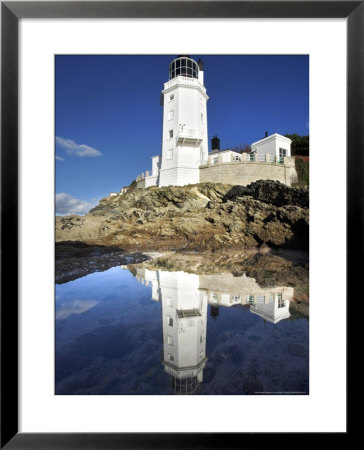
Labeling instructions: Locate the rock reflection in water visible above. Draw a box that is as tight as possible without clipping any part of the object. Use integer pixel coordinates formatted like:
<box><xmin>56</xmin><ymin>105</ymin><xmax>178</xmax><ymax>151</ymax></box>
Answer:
<box><xmin>55</xmin><ymin>251</ymin><xmax>308</xmax><ymax>395</ymax></box>
<box><xmin>132</xmin><ymin>265</ymin><xmax>295</xmax><ymax>394</ymax></box>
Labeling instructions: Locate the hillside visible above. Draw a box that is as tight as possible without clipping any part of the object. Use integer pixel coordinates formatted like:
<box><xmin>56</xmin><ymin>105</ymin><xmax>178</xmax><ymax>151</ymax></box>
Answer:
<box><xmin>56</xmin><ymin>180</ymin><xmax>309</xmax><ymax>251</ymax></box>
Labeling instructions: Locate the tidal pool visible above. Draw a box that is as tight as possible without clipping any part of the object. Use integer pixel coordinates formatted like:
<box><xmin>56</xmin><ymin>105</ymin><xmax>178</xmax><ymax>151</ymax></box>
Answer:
<box><xmin>55</xmin><ymin>252</ymin><xmax>309</xmax><ymax>395</ymax></box>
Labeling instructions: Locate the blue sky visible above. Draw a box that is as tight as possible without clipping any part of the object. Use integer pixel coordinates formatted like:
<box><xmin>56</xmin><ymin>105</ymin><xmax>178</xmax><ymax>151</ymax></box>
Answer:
<box><xmin>56</xmin><ymin>55</ymin><xmax>309</xmax><ymax>215</ymax></box>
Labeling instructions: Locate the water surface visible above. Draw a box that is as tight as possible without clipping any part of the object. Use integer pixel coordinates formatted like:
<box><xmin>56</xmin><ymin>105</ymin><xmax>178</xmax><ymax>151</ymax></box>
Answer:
<box><xmin>56</xmin><ymin>252</ymin><xmax>309</xmax><ymax>395</ymax></box>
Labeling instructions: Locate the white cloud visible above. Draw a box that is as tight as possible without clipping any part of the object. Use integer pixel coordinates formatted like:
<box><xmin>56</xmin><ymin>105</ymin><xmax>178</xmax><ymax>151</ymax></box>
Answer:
<box><xmin>56</xmin><ymin>299</ymin><xmax>98</xmax><ymax>320</ymax></box>
<box><xmin>56</xmin><ymin>136</ymin><xmax>102</xmax><ymax>157</ymax></box>
<box><xmin>55</xmin><ymin>155</ymin><xmax>64</xmax><ymax>161</ymax></box>
<box><xmin>56</xmin><ymin>193</ymin><xmax>94</xmax><ymax>215</ymax></box>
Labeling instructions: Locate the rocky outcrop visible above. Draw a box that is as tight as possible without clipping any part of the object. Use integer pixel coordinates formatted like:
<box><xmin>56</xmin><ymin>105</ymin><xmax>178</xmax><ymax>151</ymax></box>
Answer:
<box><xmin>222</xmin><ymin>180</ymin><xmax>309</xmax><ymax>208</ymax></box>
<box><xmin>55</xmin><ymin>241</ymin><xmax>150</xmax><ymax>284</ymax></box>
<box><xmin>56</xmin><ymin>181</ymin><xmax>309</xmax><ymax>251</ymax></box>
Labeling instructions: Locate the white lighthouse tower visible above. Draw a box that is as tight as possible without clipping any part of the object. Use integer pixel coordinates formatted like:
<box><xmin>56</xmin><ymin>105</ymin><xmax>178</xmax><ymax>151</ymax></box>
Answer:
<box><xmin>158</xmin><ymin>56</ymin><xmax>209</xmax><ymax>187</ymax></box>
<box><xmin>158</xmin><ymin>270</ymin><xmax>208</xmax><ymax>394</ymax></box>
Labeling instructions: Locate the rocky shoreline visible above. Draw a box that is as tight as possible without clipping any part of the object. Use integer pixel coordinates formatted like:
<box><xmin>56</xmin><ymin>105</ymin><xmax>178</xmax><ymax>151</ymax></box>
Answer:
<box><xmin>55</xmin><ymin>241</ymin><xmax>150</xmax><ymax>284</ymax></box>
<box><xmin>56</xmin><ymin>180</ymin><xmax>309</xmax><ymax>252</ymax></box>
<box><xmin>55</xmin><ymin>242</ymin><xmax>309</xmax><ymax>320</ymax></box>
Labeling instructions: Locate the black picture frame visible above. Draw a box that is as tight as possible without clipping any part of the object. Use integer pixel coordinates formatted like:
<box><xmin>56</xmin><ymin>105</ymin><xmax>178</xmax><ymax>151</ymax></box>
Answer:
<box><xmin>1</xmin><ymin>1</ymin><xmax>357</xmax><ymax>448</ymax></box>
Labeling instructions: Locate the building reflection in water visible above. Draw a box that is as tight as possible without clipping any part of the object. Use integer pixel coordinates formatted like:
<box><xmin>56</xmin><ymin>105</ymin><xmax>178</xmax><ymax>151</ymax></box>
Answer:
<box><xmin>132</xmin><ymin>267</ymin><xmax>294</xmax><ymax>394</ymax></box>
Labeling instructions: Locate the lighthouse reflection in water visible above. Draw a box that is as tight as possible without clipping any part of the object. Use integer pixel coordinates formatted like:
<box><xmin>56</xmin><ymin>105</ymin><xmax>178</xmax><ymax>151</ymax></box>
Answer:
<box><xmin>56</xmin><ymin>260</ymin><xmax>308</xmax><ymax>395</ymax></box>
<box><xmin>134</xmin><ymin>267</ymin><xmax>294</xmax><ymax>395</ymax></box>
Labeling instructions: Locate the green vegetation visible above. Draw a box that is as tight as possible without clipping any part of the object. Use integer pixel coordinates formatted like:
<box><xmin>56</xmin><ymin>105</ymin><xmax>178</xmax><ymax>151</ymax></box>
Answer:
<box><xmin>285</xmin><ymin>133</ymin><xmax>309</xmax><ymax>156</ymax></box>
<box><xmin>128</xmin><ymin>179</ymin><xmax>137</xmax><ymax>190</ymax></box>
<box><xmin>294</xmin><ymin>158</ymin><xmax>309</xmax><ymax>187</ymax></box>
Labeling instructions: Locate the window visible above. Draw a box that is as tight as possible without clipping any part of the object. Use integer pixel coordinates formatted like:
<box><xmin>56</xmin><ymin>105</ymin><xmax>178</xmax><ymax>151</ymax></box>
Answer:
<box><xmin>167</xmin><ymin>335</ymin><xmax>174</xmax><ymax>346</ymax></box>
<box><xmin>213</xmin><ymin>157</ymin><xmax>218</xmax><ymax>164</ymax></box>
<box><xmin>168</xmin><ymin>353</ymin><xmax>174</xmax><ymax>361</ymax></box>
<box><xmin>233</xmin><ymin>295</ymin><xmax>241</xmax><ymax>302</ymax></box>
<box><xmin>234</xmin><ymin>155</ymin><xmax>240</xmax><ymax>161</ymax></box>
<box><xmin>277</xmin><ymin>293</ymin><xmax>285</xmax><ymax>308</ymax></box>
<box><xmin>167</xmin><ymin>149</ymin><xmax>173</xmax><ymax>159</ymax></box>
<box><xmin>279</xmin><ymin>147</ymin><xmax>287</xmax><ymax>158</ymax></box>
<box><xmin>279</xmin><ymin>148</ymin><xmax>287</xmax><ymax>163</ymax></box>
<box><xmin>169</xmin><ymin>94</ymin><xmax>174</xmax><ymax>101</ymax></box>
<box><xmin>168</xmin><ymin>110</ymin><xmax>174</xmax><ymax>120</ymax></box>
<box><xmin>169</xmin><ymin>129</ymin><xmax>173</xmax><ymax>139</ymax></box>
<box><xmin>246</xmin><ymin>295</ymin><xmax>254</xmax><ymax>303</ymax></box>
<box><xmin>169</xmin><ymin>57</ymin><xmax>199</xmax><ymax>80</ymax></box>
<box><xmin>168</xmin><ymin>316</ymin><xmax>173</xmax><ymax>327</ymax></box>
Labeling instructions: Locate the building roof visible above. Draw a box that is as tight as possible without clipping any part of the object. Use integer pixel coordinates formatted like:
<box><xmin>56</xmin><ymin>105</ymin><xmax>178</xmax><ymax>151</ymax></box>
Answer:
<box><xmin>209</xmin><ymin>148</ymin><xmax>241</xmax><ymax>155</ymax></box>
<box><xmin>251</xmin><ymin>133</ymin><xmax>292</xmax><ymax>147</ymax></box>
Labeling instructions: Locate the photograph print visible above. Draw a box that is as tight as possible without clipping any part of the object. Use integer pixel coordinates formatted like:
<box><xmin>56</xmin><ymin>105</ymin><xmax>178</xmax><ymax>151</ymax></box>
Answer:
<box><xmin>55</xmin><ymin>54</ymin><xmax>309</xmax><ymax>395</ymax></box>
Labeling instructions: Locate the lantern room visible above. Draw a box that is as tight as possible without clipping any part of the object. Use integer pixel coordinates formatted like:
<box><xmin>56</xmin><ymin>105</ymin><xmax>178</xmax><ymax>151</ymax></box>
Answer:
<box><xmin>168</xmin><ymin>55</ymin><xmax>200</xmax><ymax>80</ymax></box>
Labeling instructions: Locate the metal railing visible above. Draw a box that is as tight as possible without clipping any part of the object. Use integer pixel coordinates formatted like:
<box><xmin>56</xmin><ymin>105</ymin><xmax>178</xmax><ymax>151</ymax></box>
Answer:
<box><xmin>164</xmin><ymin>76</ymin><xmax>199</xmax><ymax>90</ymax></box>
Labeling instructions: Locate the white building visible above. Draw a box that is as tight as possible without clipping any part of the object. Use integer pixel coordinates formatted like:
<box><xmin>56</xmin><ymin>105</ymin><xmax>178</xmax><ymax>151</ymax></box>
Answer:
<box><xmin>135</xmin><ymin>56</ymin><xmax>296</xmax><ymax>189</ymax></box>
<box><xmin>159</xmin><ymin>271</ymin><xmax>208</xmax><ymax>394</ymax></box>
<box><xmin>137</xmin><ymin>268</ymin><xmax>208</xmax><ymax>393</ymax></box>
<box><xmin>249</xmin><ymin>293</ymin><xmax>291</xmax><ymax>324</ymax></box>
<box><xmin>251</xmin><ymin>132</ymin><xmax>292</xmax><ymax>162</ymax></box>
<box><xmin>157</xmin><ymin>55</ymin><xmax>208</xmax><ymax>187</ymax></box>
<box><xmin>143</xmin><ymin>55</ymin><xmax>208</xmax><ymax>188</ymax></box>
<box><xmin>132</xmin><ymin>266</ymin><xmax>294</xmax><ymax>393</ymax></box>
<box><xmin>208</xmin><ymin>149</ymin><xmax>242</xmax><ymax>165</ymax></box>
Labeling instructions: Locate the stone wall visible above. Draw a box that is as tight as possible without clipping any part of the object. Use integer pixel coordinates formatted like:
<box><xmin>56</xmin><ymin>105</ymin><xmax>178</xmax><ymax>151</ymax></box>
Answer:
<box><xmin>135</xmin><ymin>157</ymin><xmax>298</xmax><ymax>188</ymax></box>
<box><xmin>136</xmin><ymin>179</ymin><xmax>146</xmax><ymax>189</ymax></box>
<box><xmin>199</xmin><ymin>158</ymin><xmax>298</xmax><ymax>187</ymax></box>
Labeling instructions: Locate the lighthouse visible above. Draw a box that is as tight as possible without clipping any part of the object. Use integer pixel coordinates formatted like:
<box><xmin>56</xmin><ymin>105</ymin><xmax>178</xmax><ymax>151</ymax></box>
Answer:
<box><xmin>158</xmin><ymin>270</ymin><xmax>208</xmax><ymax>394</ymax></box>
<box><xmin>158</xmin><ymin>56</ymin><xmax>209</xmax><ymax>187</ymax></box>
<box><xmin>133</xmin><ymin>55</ymin><xmax>297</xmax><ymax>190</ymax></box>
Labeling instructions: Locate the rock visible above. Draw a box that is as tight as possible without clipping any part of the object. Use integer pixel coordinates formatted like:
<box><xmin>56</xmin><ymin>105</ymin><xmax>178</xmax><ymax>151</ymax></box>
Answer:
<box><xmin>223</xmin><ymin>180</ymin><xmax>309</xmax><ymax>208</ymax></box>
<box><xmin>222</xmin><ymin>185</ymin><xmax>254</xmax><ymax>202</ymax></box>
<box><xmin>56</xmin><ymin>182</ymin><xmax>309</xmax><ymax>251</ymax></box>
<box><xmin>55</xmin><ymin>241</ymin><xmax>150</xmax><ymax>284</ymax></box>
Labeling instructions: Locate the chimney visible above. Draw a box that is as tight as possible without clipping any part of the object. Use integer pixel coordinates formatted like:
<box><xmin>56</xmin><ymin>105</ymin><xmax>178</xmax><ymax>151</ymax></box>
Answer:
<box><xmin>265</xmin><ymin>131</ymin><xmax>268</xmax><ymax>138</ymax></box>
<box><xmin>211</xmin><ymin>135</ymin><xmax>220</xmax><ymax>151</ymax></box>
